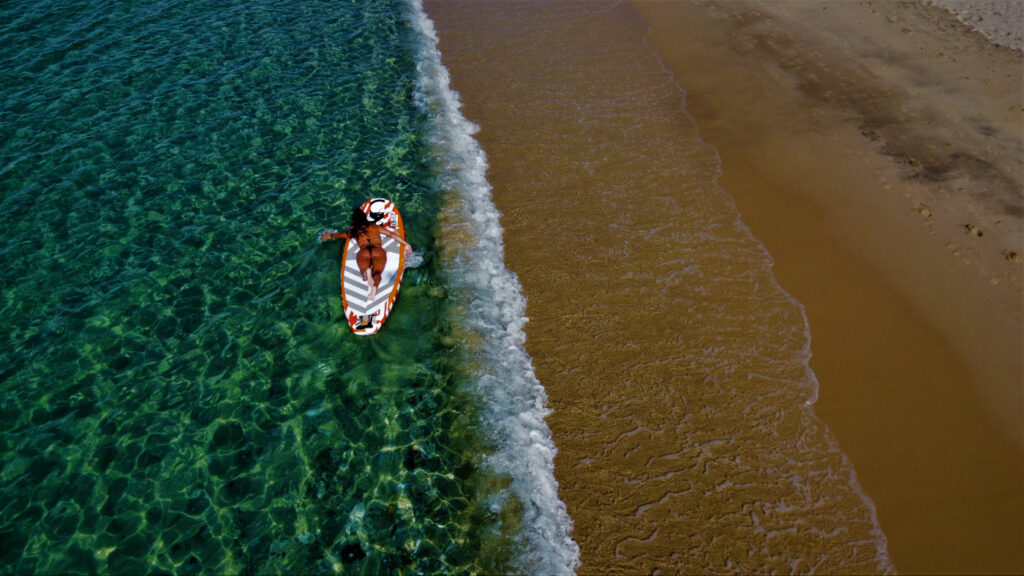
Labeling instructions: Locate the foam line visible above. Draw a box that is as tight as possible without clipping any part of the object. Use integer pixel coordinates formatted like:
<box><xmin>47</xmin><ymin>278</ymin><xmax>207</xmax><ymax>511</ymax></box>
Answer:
<box><xmin>404</xmin><ymin>1</ymin><xmax>582</xmax><ymax>573</ymax></box>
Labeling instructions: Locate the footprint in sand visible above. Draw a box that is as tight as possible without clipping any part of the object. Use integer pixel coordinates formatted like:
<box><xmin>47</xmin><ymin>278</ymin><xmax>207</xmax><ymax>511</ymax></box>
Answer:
<box><xmin>964</xmin><ymin>223</ymin><xmax>983</xmax><ymax>237</ymax></box>
<box><xmin>1004</xmin><ymin>250</ymin><xmax>1022</xmax><ymax>263</ymax></box>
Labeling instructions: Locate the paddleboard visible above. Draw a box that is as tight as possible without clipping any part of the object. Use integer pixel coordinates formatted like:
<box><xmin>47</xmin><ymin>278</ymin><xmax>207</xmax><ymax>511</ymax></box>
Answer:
<box><xmin>341</xmin><ymin>198</ymin><xmax>406</xmax><ymax>335</ymax></box>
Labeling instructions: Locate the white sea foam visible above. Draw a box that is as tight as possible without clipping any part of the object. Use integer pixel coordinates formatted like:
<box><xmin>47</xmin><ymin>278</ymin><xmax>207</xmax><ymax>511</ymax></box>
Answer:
<box><xmin>404</xmin><ymin>1</ymin><xmax>582</xmax><ymax>573</ymax></box>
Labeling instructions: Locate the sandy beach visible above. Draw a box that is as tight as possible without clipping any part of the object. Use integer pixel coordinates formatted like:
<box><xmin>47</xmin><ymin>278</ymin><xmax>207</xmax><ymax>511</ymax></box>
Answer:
<box><xmin>632</xmin><ymin>1</ymin><xmax>1023</xmax><ymax>572</ymax></box>
<box><xmin>426</xmin><ymin>0</ymin><xmax>1022</xmax><ymax>573</ymax></box>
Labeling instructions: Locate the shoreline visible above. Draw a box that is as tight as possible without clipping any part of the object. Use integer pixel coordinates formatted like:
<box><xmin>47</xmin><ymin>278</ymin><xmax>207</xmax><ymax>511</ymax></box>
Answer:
<box><xmin>633</xmin><ymin>0</ymin><xmax>1023</xmax><ymax>572</ymax></box>
<box><xmin>426</xmin><ymin>2</ymin><xmax>891</xmax><ymax>573</ymax></box>
<box><xmin>408</xmin><ymin>2</ymin><xmax>580</xmax><ymax>571</ymax></box>
<box><xmin>424</xmin><ymin>0</ymin><xmax>1022</xmax><ymax>573</ymax></box>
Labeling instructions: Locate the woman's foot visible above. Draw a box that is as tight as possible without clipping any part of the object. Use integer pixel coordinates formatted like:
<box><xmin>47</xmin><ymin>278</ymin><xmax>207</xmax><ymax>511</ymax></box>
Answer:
<box><xmin>363</xmin><ymin>270</ymin><xmax>378</xmax><ymax>302</ymax></box>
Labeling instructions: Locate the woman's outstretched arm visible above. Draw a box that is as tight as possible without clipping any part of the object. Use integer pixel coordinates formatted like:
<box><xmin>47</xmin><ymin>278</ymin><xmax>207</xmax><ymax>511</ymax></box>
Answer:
<box><xmin>379</xmin><ymin>228</ymin><xmax>413</xmax><ymax>255</ymax></box>
<box><xmin>319</xmin><ymin>229</ymin><xmax>349</xmax><ymax>242</ymax></box>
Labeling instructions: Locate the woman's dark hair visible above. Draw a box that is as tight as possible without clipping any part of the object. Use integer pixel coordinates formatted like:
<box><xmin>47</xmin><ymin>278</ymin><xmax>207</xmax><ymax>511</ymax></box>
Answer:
<box><xmin>348</xmin><ymin>207</ymin><xmax>372</xmax><ymax>238</ymax></box>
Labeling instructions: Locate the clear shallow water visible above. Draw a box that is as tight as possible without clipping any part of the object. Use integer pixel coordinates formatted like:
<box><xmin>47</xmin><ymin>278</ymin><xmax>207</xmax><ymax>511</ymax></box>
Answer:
<box><xmin>0</xmin><ymin>0</ymin><xmax>575</xmax><ymax>573</ymax></box>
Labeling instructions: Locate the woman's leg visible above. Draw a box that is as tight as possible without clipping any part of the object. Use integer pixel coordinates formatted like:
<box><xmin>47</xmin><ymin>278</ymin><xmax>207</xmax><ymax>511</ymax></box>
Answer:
<box><xmin>356</xmin><ymin>248</ymin><xmax>375</xmax><ymax>293</ymax></box>
<box><xmin>366</xmin><ymin>247</ymin><xmax>386</xmax><ymax>302</ymax></box>
<box><xmin>369</xmin><ymin>247</ymin><xmax>386</xmax><ymax>287</ymax></box>
<box><xmin>356</xmin><ymin>246</ymin><xmax>387</xmax><ymax>302</ymax></box>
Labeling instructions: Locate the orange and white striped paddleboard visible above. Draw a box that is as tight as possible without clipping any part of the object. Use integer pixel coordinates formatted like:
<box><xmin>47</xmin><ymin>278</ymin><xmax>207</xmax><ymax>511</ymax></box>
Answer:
<box><xmin>341</xmin><ymin>198</ymin><xmax>406</xmax><ymax>335</ymax></box>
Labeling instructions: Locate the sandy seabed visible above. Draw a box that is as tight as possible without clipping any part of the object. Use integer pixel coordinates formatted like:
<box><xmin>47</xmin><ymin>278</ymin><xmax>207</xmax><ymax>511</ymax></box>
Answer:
<box><xmin>427</xmin><ymin>1</ymin><xmax>1022</xmax><ymax>573</ymax></box>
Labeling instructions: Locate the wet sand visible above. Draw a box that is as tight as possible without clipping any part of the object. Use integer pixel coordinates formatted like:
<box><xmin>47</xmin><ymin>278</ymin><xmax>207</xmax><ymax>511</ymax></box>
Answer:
<box><xmin>632</xmin><ymin>1</ymin><xmax>1023</xmax><ymax>573</ymax></box>
<box><xmin>426</xmin><ymin>0</ymin><xmax>1023</xmax><ymax>573</ymax></box>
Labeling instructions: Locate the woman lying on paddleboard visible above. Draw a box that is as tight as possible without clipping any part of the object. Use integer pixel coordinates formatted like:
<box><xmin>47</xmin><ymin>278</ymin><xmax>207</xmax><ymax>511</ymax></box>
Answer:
<box><xmin>321</xmin><ymin>207</ymin><xmax>413</xmax><ymax>302</ymax></box>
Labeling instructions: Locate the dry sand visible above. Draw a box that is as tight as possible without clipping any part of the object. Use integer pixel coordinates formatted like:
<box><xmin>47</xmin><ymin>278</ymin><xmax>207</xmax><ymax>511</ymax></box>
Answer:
<box><xmin>632</xmin><ymin>1</ymin><xmax>1023</xmax><ymax>572</ymax></box>
<box><xmin>427</xmin><ymin>0</ymin><xmax>1023</xmax><ymax>573</ymax></box>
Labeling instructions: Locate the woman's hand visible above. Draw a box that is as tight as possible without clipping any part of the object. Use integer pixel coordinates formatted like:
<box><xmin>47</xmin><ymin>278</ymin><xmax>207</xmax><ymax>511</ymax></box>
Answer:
<box><xmin>318</xmin><ymin>229</ymin><xmax>340</xmax><ymax>243</ymax></box>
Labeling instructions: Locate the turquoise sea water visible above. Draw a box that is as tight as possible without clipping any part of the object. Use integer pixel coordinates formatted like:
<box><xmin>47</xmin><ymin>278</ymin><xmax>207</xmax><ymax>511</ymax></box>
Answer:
<box><xmin>0</xmin><ymin>1</ymin><xmax>576</xmax><ymax>573</ymax></box>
